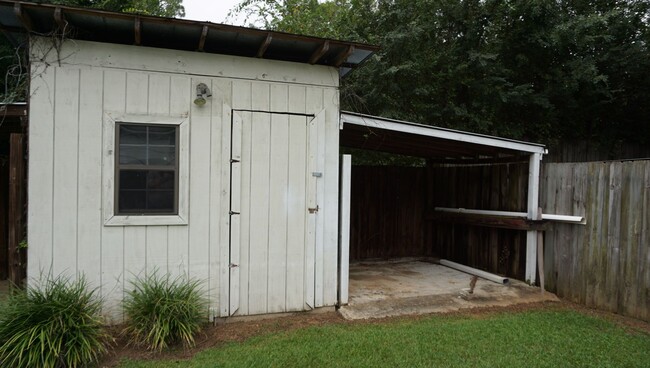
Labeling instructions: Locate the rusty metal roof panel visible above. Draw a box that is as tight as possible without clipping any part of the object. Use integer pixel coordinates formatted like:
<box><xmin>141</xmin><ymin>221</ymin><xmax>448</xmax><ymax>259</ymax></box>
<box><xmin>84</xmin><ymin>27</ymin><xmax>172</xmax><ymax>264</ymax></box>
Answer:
<box><xmin>0</xmin><ymin>1</ymin><xmax>378</xmax><ymax>76</ymax></box>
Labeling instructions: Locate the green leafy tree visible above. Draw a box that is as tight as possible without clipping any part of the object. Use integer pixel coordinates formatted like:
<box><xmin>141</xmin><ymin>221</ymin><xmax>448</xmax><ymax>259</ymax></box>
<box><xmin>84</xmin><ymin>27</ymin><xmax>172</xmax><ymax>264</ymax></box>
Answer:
<box><xmin>42</xmin><ymin>0</ymin><xmax>185</xmax><ymax>17</ymax></box>
<box><xmin>233</xmin><ymin>0</ymin><xmax>650</xmax><ymax>151</ymax></box>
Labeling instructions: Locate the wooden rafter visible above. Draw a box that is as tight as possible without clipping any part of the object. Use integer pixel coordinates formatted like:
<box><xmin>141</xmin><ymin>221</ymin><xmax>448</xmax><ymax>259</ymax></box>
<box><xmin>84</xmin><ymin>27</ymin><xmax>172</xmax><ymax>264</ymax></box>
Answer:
<box><xmin>13</xmin><ymin>3</ymin><xmax>33</xmax><ymax>31</ymax></box>
<box><xmin>198</xmin><ymin>25</ymin><xmax>208</xmax><ymax>51</ymax></box>
<box><xmin>256</xmin><ymin>33</ymin><xmax>272</xmax><ymax>58</ymax></box>
<box><xmin>334</xmin><ymin>45</ymin><xmax>354</xmax><ymax>67</ymax></box>
<box><xmin>134</xmin><ymin>16</ymin><xmax>141</xmax><ymax>45</ymax></box>
<box><xmin>309</xmin><ymin>41</ymin><xmax>329</xmax><ymax>64</ymax></box>
<box><xmin>53</xmin><ymin>7</ymin><xmax>67</xmax><ymax>30</ymax></box>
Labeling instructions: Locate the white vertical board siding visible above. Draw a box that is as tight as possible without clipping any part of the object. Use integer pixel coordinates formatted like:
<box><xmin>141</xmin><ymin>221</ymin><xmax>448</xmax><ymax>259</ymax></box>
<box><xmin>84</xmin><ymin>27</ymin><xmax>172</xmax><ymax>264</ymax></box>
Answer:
<box><xmin>76</xmin><ymin>68</ymin><xmax>104</xmax><ymax>288</ymax></box>
<box><xmin>101</xmin><ymin>69</ymin><xmax>127</xmax><ymax>322</ymax></box>
<box><xmin>52</xmin><ymin>68</ymin><xmax>80</xmax><ymax>277</ymax></box>
<box><xmin>267</xmin><ymin>85</ymin><xmax>289</xmax><ymax>313</ymax></box>
<box><xmin>188</xmin><ymin>77</ymin><xmax>213</xmax><ymax>305</ymax></box>
<box><xmin>27</xmin><ymin>63</ymin><xmax>55</xmax><ymax>282</ymax></box>
<box><xmin>28</xmin><ymin>38</ymin><xmax>340</xmax><ymax>321</ymax></box>
<box><xmin>286</xmin><ymin>114</ymin><xmax>308</xmax><ymax>311</ymax></box>
<box><xmin>167</xmin><ymin>75</ymin><xmax>191</xmax><ymax>279</ymax></box>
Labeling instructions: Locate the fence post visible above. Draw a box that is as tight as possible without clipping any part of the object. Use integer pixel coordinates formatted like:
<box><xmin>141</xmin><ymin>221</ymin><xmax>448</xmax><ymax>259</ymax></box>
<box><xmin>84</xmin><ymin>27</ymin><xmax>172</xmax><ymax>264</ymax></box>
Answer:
<box><xmin>525</xmin><ymin>153</ymin><xmax>542</xmax><ymax>284</ymax></box>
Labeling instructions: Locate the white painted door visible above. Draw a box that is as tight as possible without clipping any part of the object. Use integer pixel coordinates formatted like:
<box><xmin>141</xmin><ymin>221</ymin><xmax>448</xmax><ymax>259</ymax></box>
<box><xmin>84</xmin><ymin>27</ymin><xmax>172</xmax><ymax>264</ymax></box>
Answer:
<box><xmin>229</xmin><ymin>111</ymin><xmax>317</xmax><ymax>316</ymax></box>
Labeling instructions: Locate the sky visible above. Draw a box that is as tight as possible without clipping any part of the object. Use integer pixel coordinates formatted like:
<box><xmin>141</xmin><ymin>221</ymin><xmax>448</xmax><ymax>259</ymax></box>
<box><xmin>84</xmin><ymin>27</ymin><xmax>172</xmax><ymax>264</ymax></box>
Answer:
<box><xmin>182</xmin><ymin>0</ymin><xmax>245</xmax><ymax>24</ymax></box>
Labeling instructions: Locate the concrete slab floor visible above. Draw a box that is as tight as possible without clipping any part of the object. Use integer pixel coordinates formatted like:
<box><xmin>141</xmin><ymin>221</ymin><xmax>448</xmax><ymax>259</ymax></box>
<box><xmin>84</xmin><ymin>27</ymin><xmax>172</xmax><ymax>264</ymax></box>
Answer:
<box><xmin>339</xmin><ymin>259</ymin><xmax>558</xmax><ymax>320</ymax></box>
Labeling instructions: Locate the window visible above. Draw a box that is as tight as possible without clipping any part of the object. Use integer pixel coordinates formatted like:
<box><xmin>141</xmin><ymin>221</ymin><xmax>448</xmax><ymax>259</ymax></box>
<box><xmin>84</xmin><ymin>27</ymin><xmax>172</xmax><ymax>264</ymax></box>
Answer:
<box><xmin>115</xmin><ymin>124</ymin><xmax>178</xmax><ymax>215</ymax></box>
<box><xmin>103</xmin><ymin>113</ymin><xmax>188</xmax><ymax>226</ymax></box>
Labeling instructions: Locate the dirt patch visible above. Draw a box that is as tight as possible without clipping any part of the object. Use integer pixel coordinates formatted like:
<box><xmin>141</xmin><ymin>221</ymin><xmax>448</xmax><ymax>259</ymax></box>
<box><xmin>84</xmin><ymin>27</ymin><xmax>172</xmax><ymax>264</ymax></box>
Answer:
<box><xmin>100</xmin><ymin>301</ymin><xmax>650</xmax><ymax>367</ymax></box>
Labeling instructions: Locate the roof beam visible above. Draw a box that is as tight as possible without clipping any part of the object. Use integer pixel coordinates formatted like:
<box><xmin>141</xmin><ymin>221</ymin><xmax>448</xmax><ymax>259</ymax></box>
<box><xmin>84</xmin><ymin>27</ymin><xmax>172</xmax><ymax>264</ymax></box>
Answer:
<box><xmin>309</xmin><ymin>41</ymin><xmax>329</xmax><ymax>64</ymax></box>
<box><xmin>197</xmin><ymin>25</ymin><xmax>208</xmax><ymax>51</ymax></box>
<box><xmin>53</xmin><ymin>7</ymin><xmax>68</xmax><ymax>31</ymax></box>
<box><xmin>134</xmin><ymin>16</ymin><xmax>141</xmax><ymax>45</ymax></box>
<box><xmin>341</xmin><ymin>112</ymin><xmax>547</xmax><ymax>154</ymax></box>
<box><xmin>13</xmin><ymin>3</ymin><xmax>33</xmax><ymax>31</ymax></box>
<box><xmin>426</xmin><ymin>154</ymin><xmax>530</xmax><ymax>165</ymax></box>
<box><xmin>334</xmin><ymin>45</ymin><xmax>354</xmax><ymax>67</ymax></box>
<box><xmin>256</xmin><ymin>33</ymin><xmax>272</xmax><ymax>58</ymax></box>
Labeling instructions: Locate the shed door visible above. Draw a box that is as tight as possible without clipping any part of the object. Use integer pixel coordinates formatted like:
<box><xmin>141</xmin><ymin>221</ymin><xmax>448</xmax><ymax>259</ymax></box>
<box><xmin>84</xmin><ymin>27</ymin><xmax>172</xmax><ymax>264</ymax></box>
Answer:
<box><xmin>229</xmin><ymin>111</ymin><xmax>317</xmax><ymax>316</ymax></box>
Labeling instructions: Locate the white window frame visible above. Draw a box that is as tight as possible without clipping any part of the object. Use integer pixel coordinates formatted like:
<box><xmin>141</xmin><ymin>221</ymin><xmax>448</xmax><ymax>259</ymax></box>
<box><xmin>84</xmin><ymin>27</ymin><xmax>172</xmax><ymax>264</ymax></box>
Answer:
<box><xmin>103</xmin><ymin>112</ymin><xmax>189</xmax><ymax>226</ymax></box>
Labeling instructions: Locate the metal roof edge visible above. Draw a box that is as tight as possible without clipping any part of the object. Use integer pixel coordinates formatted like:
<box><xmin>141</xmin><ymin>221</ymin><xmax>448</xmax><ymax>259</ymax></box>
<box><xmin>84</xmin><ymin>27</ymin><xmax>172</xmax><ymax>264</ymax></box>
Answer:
<box><xmin>0</xmin><ymin>0</ymin><xmax>379</xmax><ymax>74</ymax></box>
<box><xmin>341</xmin><ymin>111</ymin><xmax>547</xmax><ymax>154</ymax></box>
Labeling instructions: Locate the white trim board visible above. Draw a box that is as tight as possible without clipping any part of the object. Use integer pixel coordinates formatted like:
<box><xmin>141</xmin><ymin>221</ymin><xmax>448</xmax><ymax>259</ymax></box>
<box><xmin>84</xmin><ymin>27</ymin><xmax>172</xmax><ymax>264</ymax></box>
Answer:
<box><xmin>340</xmin><ymin>112</ymin><xmax>547</xmax><ymax>155</ymax></box>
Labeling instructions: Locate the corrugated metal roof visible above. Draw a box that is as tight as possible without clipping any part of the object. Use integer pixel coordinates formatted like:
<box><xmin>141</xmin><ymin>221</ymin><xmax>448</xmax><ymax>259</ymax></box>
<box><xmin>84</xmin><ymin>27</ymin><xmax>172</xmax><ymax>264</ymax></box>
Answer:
<box><xmin>0</xmin><ymin>1</ymin><xmax>379</xmax><ymax>77</ymax></box>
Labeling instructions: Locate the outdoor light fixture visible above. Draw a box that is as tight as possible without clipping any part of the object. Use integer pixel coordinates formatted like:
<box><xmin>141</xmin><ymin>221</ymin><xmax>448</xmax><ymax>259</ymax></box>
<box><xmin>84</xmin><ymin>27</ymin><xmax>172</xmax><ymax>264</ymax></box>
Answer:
<box><xmin>194</xmin><ymin>83</ymin><xmax>212</xmax><ymax>106</ymax></box>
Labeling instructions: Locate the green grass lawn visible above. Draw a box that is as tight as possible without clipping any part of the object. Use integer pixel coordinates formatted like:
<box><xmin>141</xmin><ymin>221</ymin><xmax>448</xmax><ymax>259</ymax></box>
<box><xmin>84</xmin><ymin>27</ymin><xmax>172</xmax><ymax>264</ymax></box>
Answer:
<box><xmin>119</xmin><ymin>310</ymin><xmax>650</xmax><ymax>368</ymax></box>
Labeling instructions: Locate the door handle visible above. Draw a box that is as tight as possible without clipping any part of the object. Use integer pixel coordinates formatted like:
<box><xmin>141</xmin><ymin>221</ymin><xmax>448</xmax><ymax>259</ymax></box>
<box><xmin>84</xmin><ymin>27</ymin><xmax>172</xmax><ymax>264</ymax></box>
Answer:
<box><xmin>308</xmin><ymin>205</ymin><xmax>319</xmax><ymax>214</ymax></box>
<box><xmin>229</xmin><ymin>263</ymin><xmax>239</xmax><ymax>268</ymax></box>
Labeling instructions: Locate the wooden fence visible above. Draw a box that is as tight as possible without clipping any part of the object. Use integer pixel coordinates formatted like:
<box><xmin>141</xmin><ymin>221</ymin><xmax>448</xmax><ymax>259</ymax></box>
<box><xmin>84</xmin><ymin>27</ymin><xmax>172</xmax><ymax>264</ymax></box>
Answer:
<box><xmin>545</xmin><ymin>140</ymin><xmax>650</xmax><ymax>163</ymax></box>
<box><xmin>350</xmin><ymin>163</ymin><xmax>529</xmax><ymax>280</ymax></box>
<box><xmin>541</xmin><ymin>160</ymin><xmax>650</xmax><ymax>322</ymax></box>
<box><xmin>350</xmin><ymin>159</ymin><xmax>650</xmax><ymax>321</ymax></box>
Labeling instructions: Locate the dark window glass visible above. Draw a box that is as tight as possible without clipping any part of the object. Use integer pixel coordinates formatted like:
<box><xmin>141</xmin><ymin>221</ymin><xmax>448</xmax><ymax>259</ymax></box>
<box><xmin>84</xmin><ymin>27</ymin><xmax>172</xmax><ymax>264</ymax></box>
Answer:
<box><xmin>116</xmin><ymin>123</ymin><xmax>178</xmax><ymax>215</ymax></box>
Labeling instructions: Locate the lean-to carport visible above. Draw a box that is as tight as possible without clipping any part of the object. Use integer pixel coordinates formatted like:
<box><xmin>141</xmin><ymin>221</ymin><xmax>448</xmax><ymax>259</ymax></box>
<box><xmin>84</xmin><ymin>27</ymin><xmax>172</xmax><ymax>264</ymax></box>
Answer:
<box><xmin>338</xmin><ymin>112</ymin><xmax>548</xmax><ymax>305</ymax></box>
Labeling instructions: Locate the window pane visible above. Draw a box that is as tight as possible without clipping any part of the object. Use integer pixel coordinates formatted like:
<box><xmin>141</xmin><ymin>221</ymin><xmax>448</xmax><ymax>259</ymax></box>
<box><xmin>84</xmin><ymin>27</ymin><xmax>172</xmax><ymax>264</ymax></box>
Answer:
<box><xmin>119</xmin><ymin>190</ymin><xmax>146</xmax><ymax>212</ymax></box>
<box><xmin>147</xmin><ymin>171</ymin><xmax>175</xmax><ymax>190</ymax></box>
<box><xmin>148</xmin><ymin>146</ymin><xmax>176</xmax><ymax>165</ymax></box>
<box><xmin>147</xmin><ymin>190</ymin><xmax>174</xmax><ymax>211</ymax></box>
<box><xmin>149</xmin><ymin>126</ymin><xmax>176</xmax><ymax>146</ymax></box>
<box><xmin>120</xmin><ymin>170</ymin><xmax>147</xmax><ymax>190</ymax></box>
<box><xmin>120</xmin><ymin>146</ymin><xmax>147</xmax><ymax>165</ymax></box>
<box><xmin>120</xmin><ymin>125</ymin><xmax>147</xmax><ymax>145</ymax></box>
<box><xmin>116</xmin><ymin>123</ymin><xmax>179</xmax><ymax>215</ymax></box>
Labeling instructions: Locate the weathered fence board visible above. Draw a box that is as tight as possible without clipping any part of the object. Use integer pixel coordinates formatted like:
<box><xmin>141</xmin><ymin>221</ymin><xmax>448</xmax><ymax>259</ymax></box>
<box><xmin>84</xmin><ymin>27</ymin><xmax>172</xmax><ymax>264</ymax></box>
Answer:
<box><xmin>350</xmin><ymin>163</ymin><xmax>529</xmax><ymax>280</ymax></box>
<box><xmin>8</xmin><ymin>133</ymin><xmax>26</xmax><ymax>286</ymax></box>
<box><xmin>541</xmin><ymin>160</ymin><xmax>650</xmax><ymax>322</ymax></box>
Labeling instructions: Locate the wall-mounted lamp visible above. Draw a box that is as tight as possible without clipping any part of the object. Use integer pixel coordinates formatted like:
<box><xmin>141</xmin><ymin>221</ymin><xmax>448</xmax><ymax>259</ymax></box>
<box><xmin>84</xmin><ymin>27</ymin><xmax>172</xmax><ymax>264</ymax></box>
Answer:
<box><xmin>194</xmin><ymin>83</ymin><xmax>212</xmax><ymax>106</ymax></box>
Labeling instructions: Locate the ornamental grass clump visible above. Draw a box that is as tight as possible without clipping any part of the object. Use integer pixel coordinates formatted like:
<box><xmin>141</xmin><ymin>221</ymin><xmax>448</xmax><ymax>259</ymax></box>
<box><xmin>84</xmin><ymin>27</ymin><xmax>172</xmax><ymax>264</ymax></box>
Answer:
<box><xmin>0</xmin><ymin>276</ymin><xmax>110</xmax><ymax>368</ymax></box>
<box><xmin>123</xmin><ymin>272</ymin><xmax>206</xmax><ymax>352</ymax></box>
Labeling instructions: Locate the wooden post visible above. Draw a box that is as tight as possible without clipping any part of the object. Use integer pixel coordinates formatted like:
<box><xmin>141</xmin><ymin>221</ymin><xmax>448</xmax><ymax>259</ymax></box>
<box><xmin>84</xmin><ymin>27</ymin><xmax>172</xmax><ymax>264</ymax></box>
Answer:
<box><xmin>8</xmin><ymin>133</ymin><xmax>26</xmax><ymax>287</ymax></box>
<box><xmin>0</xmin><ymin>160</ymin><xmax>8</xmax><ymax>280</ymax></box>
<box><xmin>338</xmin><ymin>154</ymin><xmax>351</xmax><ymax>305</ymax></box>
<box><xmin>525</xmin><ymin>153</ymin><xmax>542</xmax><ymax>284</ymax></box>
<box><xmin>537</xmin><ymin>207</ymin><xmax>544</xmax><ymax>294</ymax></box>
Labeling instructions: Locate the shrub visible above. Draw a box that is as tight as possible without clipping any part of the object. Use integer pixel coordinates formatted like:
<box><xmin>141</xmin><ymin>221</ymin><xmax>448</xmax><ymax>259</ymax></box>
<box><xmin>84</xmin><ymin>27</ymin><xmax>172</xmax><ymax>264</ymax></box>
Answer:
<box><xmin>123</xmin><ymin>272</ymin><xmax>206</xmax><ymax>351</ymax></box>
<box><xmin>0</xmin><ymin>276</ymin><xmax>110</xmax><ymax>368</ymax></box>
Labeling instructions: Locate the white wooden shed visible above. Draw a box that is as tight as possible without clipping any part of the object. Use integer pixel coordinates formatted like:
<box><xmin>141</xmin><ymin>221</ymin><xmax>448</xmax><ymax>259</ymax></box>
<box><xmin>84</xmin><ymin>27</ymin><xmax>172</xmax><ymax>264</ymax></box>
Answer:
<box><xmin>0</xmin><ymin>1</ymin><xmax>377</xmax><ymax>322</ymax></box>
<box><xmin>1</xmin><ymin>1</ymin><xmax>555</xmax><ymax>322</ymax></box>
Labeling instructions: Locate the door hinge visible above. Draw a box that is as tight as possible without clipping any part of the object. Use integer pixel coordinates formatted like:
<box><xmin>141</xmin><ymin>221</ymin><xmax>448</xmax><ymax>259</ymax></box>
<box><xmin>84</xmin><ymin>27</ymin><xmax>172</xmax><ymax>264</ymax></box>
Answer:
<box><xmin>308</xmin><ymin>205</ymin><xmax>319</xmax><ymax>214</ymax></box>
<box><xmin>229</xmin><ymin>211</ymin><xmax>240</xmax><ymax>215</ymax></box>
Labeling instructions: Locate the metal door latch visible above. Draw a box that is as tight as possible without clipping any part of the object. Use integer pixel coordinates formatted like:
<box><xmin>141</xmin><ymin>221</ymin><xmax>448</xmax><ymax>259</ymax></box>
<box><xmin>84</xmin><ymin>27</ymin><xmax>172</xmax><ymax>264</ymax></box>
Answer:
<box><xmin>229</xmin><ymin>263</ymin><xmax>239</xmax><ymax>268</ymax></box>
<box><xmin>308</xmin><ymin>205</ymin><xmax>319</xmax><ymax>214</ymax></box>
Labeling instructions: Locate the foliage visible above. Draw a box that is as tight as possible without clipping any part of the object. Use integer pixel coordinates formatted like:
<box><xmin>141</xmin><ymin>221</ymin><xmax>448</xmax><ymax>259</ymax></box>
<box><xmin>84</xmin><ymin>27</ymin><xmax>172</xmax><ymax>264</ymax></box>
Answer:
<box><xmin>42</xmin><ymin>0</ymin><xmax>185</xmax><ymax>17</ymax></box>
<box><xmin>0</xmin><ymin>37</ymin><xmax>27</xmax><ymax>104</ymax></box>
<box><xmin>233</xmin><ymin>0</ymin><xmax>650</xmax><ymax>151</ymax></box>
<box><xmin>119</xmin><ymin>309</ymin><xmax>650</xmax><ymax>367</ymax></box>
<box><xmin>0</xmin><ymin>276</ymin><xmax>110</xmax><ymax>368</ymax></box>
<box><xmin>123</xmin><ymin>272</ymin><xmax>206</xmax><ymax>352</ymax></box>
<box><xmin>0</xmin><ymin>0</ymin><xmax>185</xmax><ymax>102</ymax></box>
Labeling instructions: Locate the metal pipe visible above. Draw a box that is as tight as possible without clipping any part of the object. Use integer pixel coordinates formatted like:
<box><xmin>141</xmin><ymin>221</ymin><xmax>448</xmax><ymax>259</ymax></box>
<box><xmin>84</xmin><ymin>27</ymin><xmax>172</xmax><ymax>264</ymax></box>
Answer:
<box><xmin>433</xmin><ymin>207</ymin><xmax>585</xmax><ymax>225</ymax></box>
<box><xmin>440</xmin><ymin>259</ymin><xmax>509</xmax><ymax>285</ymax></box>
